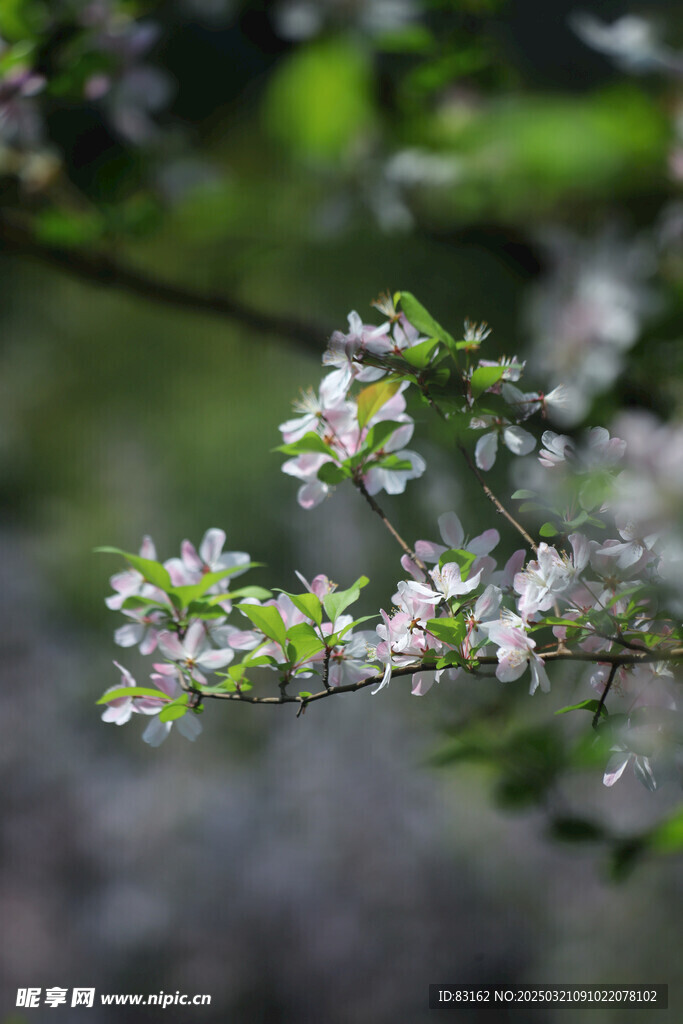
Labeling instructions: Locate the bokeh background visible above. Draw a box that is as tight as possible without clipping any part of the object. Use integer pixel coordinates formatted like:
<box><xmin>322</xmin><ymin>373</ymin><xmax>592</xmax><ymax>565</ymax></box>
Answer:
<box><xmin>2</xmin><ymin>1</ymin><xmax>683</xmax><ymax>1021</ymax></box>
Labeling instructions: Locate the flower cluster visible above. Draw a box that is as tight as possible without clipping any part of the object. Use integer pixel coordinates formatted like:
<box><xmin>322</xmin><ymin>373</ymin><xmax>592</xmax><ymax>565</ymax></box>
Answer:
<box><xmin>99</xmin><ymin>531</ymin><xmax>379</xmax><ymax>744</ymax></box>
<box><xmin>278</xmin><ymin>305</ymin><xmax>429</xmax><ymax>508</ymax></box>
<box><xmin>98</xmin><ymin>293</ymin><xmax>683</xmax><ymax>800</ymax></box>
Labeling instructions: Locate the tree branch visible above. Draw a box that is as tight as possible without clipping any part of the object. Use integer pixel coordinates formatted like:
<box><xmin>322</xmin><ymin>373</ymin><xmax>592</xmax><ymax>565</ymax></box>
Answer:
<box><xmin>188</xmin><ymin>647</ymin><xmax>683</xmax><ymax>709</ymax></box>
<box><xmin>0</xmin><ymin>216</ymin><xmax>329</xmax><ymax>355</ymax></box>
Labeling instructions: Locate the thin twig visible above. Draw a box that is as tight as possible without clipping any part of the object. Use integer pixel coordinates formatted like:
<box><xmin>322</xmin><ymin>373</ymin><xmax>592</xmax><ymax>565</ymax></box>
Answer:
<box><xmin>322</xmin><ymin>646</ymin><xmax>332</xmax><ymax>692</ymax></box>
<box><xmin>456</xmin><ymin>441</ymin><xmax>538</xmax><ymax>552</ymax></box>
<box><xmin>593</xmin><ymin>663</ymin><xmax>618</xmax><ymax>730</ymax></box>
<box><xmin>420</xmin><ymin>386</ymin><xmax>537</xmax><ymax>553</ymax></box>
<box><xmin>354</xmin><ymin>477</ymin><xmax>427</xmax><ymax>572</ymax></box>
<box><xmin>0</xmin><ymin>216</ymin><xmax>328</xmax><ymax>354</ymax></box>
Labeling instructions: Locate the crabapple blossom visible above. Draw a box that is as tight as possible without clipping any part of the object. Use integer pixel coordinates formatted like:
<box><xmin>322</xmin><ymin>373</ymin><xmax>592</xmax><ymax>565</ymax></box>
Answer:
<box><xmin>157</xmin><ymin>621</ymin><xmax>234</xmax><ymax>684</ymax></box>
<box><xmin>114</xmin><ymin>605</ymin><xmax>167</xmax><ymax>655</ymax></box>
<box><xmin>140</xmin><ymin>666</ymin><xmax>203</xmax><ymax>747</ymax></box>
<box><xmin>463</xmin><ymin>319</ymin><xmax>492</xmax><ymax>344</ymax></box>
<box><xmin>514</xmin><ymin>535</ymin><xmax>589</xmax><ymax>622</ymax></box>
<box><xmin>462</xmin><ymin>584</ymin><xmax>502</xmax><ymax>657</ymax></box>
<box><xmin>100</xmin><ymin>662</ymin><xmax>202</xmax><ymax>746</ymax></box>
<box><xmin>280</xmin><ymin>375</ymin><xmax>426</xmax><ymax>507</ymax></box>
<box><xmin>401</xmin><ymin>510</ymin><xmax>499</xmax><ymax>584</ymax></box>
<box><xmin>400</xmin><ymin>563</ymin><xmax>483</xmax><ymax>606</ymax></box>
<box><xmin>164</xmin><ymin>528</ymin><xmax>250</xmax><ymax>587</ymax></box>
<box><xmin>473</xmin><ymin>421</ymin><xmax>535</xmax><ymax>471</ymax></box>
<box><xmin>100</xmin><ymin>663</ymin><xmax>148</xmax><ymax>726</ymax></box>
<box><xmin>105</xmin><ymin>535</ymin><xmax>158</xmax><ymax>610</ymax></box>
<box><xmin>325</xmin><ymin>630</ymin><xmax>378</xmax><ymax>688</ymax></box>
<box><xmin>279</xmin><ymin>377</ymin><xmax>356</xmax><ymax>443</ymax></box>
<box><xmin>483</xmin><ymin>615</ymin><xmax>551</xmax><ymax>695</ymax></box>
<box><xmin>501</xmin><ymin>383</ymin><xmax>570</xmax><ymax>420</ymax></box>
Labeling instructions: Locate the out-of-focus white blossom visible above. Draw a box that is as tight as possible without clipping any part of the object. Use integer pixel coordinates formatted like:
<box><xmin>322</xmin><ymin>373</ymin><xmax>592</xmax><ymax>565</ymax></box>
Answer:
<box><xmin>525</xmin><ymin>229</ymin><xmax>657</xmax><ymax>424</ymax></box>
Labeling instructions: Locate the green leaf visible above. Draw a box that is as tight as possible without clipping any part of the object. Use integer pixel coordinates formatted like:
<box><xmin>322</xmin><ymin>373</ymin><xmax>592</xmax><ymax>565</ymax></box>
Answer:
<box><xmin>159</xmin><ymin>700</ymin><xmax>189</xmax><ymax>723</ymax></box>
<box><xmin>122</xmin><ymin>561</ymin><xmax>172</xmax><ymax>593</ymax></box>
<box><xmin>185</xmin><ymin>602</ymin><xmax>229</xmax><ymax>620</ymax></box>
<box><xmin>275</xmin><ymin>432</ymin><xmax>335</xmax><ymax>456</ymax></box>
<box><xmin>539</xmin><ymin>522</ymin><xmax>558</xmax><ymax>538</ymax></box>
<box><xmin>436</xmin><ymin>651</ymin><xmax>466</xmax><ymax>669</ymax></box>
<box><xmin>236</xmin><ymin>603</ymin><xmax>287</xmax><ymax>649</ymax></box>
<box><xmin>286</xmin><ymin>622</ymin><xmax>326</xmax><ymax>666</ymax></box>
<box><xmin>426</xmin><ymin>617</ymin><xmax>466</xmax><ymax>646</ymax></box>
<box><xmin>541</xmin><ymin>617</ymin><xmax>585</xmax><ymax>628</ymax></box>
<box><xmin>323</xmin><ymin>575</ymin><xmax>369</xmax><ymax>623</ymax></box>
<box><xmin>169</xmin><ymin>565</ymin><xmax>259</xmax><ymax>607</ymax></box>
<box><xmin>362</xmin><ymin>419</ymin><xmax>404</xmax><ymax>454</ymax></box>
<box><xmin>470</xmin><ymin>366</ymin><xmax>505</xmax><ymax>400</ymax></box>
<box><xmin>317</xmin><ymin>462</ymin><xmax>350</xmax><ymax>485</ymax></box>
<box><xmin>95</xmin><ymin>548</ymin><xmax>173</xmax><ymax>591</ymax></box>
<box><xmin>121</xmin><ymin>595</ymin><xmax>170</xmax><ymax>611</ymax></box>
<box><xmin>97</xmin><ymin>687</ymin><xmax>169</xmax><ymax>705</ymax></box>
<box><xmin>555</xmin><ymin>699</ymin><xmax>607</xmax><ymax>718</ymax></box>
<box><xmin>511</xmin><ymin>489</ymin><xmax>537</xmax><ymax>500</ymax></box>
<box><xmin>216</xmin><ymin>677</ymin><xmax>253</xmax><ymax>693</ymax></box>
<box><xmin>398</xmin><ymin>292</ymin><xmax>455</xmax><ymax>348</ymax></box>
<box><xmin>277</xmin><ymin>590</ymin><xmax>323</xmax><ymax>626</ymax></box>
<box><xmin>564</xmin><ymin>510</ymin><xmax>589</xmax><ymax>529</ymax></box>
<box><xmin>437</xmin><ymin>548</ymin><xmax>477</xmax><ymax>576</ymax></box>
<box><xmin>356</xmin><ymin>380</ymin><xmax>401</xmax><ymax>428</ymax></box>
<box><xmin>400</xmin><ymin>336</ymin><xmax>441</xmax><ymax>369</ymax></box>
<box><xmin>374</xmin><ymin>455</ymin><xmax>412</xmax><ymax>471</ymax></box>
<box><xmin>222</xmin><ymin>585</ymin><xmax>272</xmax><ymax>601</ymax></box>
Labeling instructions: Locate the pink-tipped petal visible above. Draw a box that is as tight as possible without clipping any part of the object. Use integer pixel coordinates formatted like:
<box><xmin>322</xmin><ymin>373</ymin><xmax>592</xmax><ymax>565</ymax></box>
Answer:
<box><xmin>475</xmin><ymin>431</ymin><xmax>498</xmax><ymax>471</ymax></box>
<box><xmin>411</xmin><ymin>671</ymin><xmax>435</xmax><ymax>696</ymax></box>
<box><xmin>438</xmin><ymin>511</ymin><xmax>464</xmax><ymax>549</ymax></box>
<box><xmin>157</xmin><ymin>631</ymin><xmax>186</xmax><ymax>661</ymax></box>
<box><xmin>200</xmin><ymin>528</ymin><xmax>226</xmax><ymax>566</ymax></box>
<box><xmin>181</xmin><ymin>540</ymin><xmax>203</xmax><ymax>573</ymax></box>
<box><xmin>142</xmin><ymin>717</ymin><xmax>172</xmax><ymax>747</ymax></box>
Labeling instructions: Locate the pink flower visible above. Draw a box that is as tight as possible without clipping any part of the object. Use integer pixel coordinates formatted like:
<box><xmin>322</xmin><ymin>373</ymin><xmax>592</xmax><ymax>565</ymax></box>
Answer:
<box><xmin>157</xmin><ymin>621</ymin><xmax>234</xmax><ymax>684</ymax></box>
<box><xmin>402</xmin><ymin>511</ymin><xmax>499</xmax><ymax>586</ymax></box>
<box><xmin>474</xmin><ymin>423</ymin><xmax>535</xmax><ymax>471</ymax></box>
<box><xmin>165</xmin><ymin>528</ymin><xmax>249</xmax><ymax>588</ymax></box>
<box><xmin>100</xmin><ymin>662</ymin><xmax>202</xmax><ymax>746</ymax></box>
<box><xmin>105</xmin><ymin>535</ymin><xmax>157</xmax><ymax>610</ymax></box>
<box><xmin>514</xmin><ymin>535</ymin><xmax>588</xmax><ymax>621</ymax></box>
<box><xmin>114</xmin><ymin>605</ymin><xmax>168</xmax><ymax>655</ymax></box>
<box><xmin>484</xmin><ymin>616</ymin><xmax>551</xmax><ymax>694</ymax></box>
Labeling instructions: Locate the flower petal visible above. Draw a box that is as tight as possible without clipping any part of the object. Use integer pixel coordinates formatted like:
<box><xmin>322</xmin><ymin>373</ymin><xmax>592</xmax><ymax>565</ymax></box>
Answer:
<box><xmin>475</xmin><ymin>431</ymin><xmax>498</xmax><ymax>471</ymax></box>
